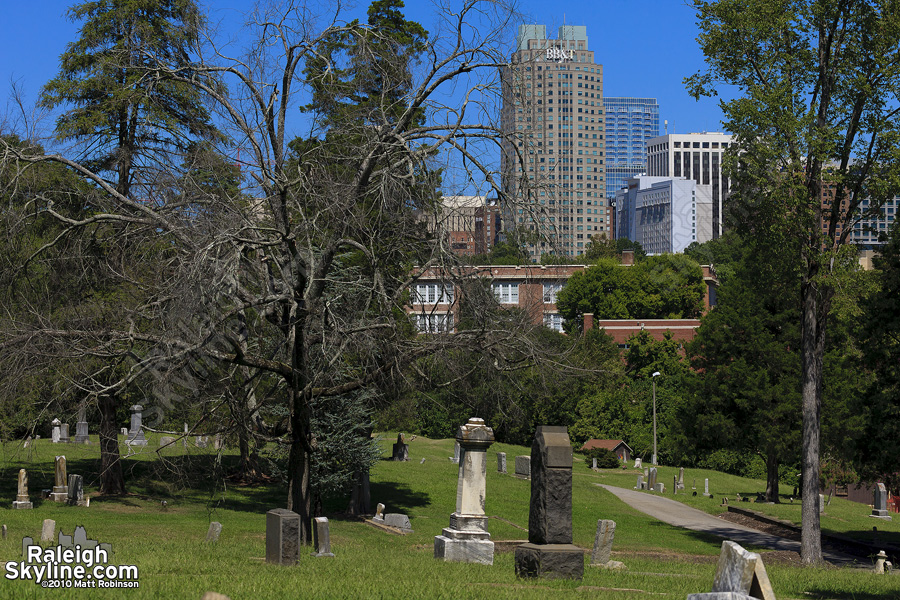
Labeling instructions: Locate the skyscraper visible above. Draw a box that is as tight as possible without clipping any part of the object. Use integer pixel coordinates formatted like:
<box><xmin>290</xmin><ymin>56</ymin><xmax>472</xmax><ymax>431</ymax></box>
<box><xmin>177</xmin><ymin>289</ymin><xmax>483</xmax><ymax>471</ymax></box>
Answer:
<box><xmin>501</xmin><ymin>25</ymin><xmax>608</xmax><ymax>261</ymax></box>
<box><xmin>646</xmin><ymin>132</ymin><xmax>732</xmax><ymax>239</ymax></box>
<box><xmin>604</xmin><ymin>97</ymin><xmax>660</xmax><ymax>200</ymax></box>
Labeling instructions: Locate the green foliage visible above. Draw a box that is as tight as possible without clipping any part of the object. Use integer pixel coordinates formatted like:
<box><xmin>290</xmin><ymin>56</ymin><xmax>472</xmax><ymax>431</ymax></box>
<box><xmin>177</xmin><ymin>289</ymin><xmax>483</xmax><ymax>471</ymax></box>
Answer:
<box><xmin>555</xmin><ymin>254</ymin><xmax>705</xmax><ymax>328</ymax></box>
<box><xmin>582</xmin><ymin>447</ymin><xmax>620</xmax><ymax>469</ymax></box>
<box><xmin>583</xmin><ymin>235</ymin><xmax>647</xmax><ymax>263</ymax></box>
<box><xmin>40</xmin><ymin>0</ymin><xmax>220</xmax><ymax>194</ymax></box>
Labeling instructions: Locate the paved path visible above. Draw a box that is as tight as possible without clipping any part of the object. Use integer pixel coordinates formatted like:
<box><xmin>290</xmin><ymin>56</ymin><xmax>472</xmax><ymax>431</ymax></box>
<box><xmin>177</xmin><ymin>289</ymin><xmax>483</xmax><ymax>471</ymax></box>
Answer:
<box><xmin>596</xmin><ymin>484</ymin><xmax>858</xmax><ymax>566</ymax></box>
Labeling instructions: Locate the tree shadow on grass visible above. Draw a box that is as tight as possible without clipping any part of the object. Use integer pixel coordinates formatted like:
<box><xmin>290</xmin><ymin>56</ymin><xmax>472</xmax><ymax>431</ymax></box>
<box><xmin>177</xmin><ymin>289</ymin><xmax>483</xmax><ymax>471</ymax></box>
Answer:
<box><xmin>366</xmin><ymin>480</ymin><xmax>431</xmax><ymax>514</ymax></box>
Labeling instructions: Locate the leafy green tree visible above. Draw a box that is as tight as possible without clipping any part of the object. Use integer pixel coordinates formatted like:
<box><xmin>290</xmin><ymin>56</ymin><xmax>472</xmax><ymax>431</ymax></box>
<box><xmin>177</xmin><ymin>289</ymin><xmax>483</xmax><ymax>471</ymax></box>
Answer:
<box><xmin>688</xmin><ymin>0</ymin><xmax>900</xmax><ymax>563</ymax></box>
<box><xmin>683</xmin><ymin>239</ymin><xmax>801</xmax><ymax>502</ymax></box>
<box><xmin>858</xmin><ymin>221</ymin><xmax>900</xmax><ymax>489</ymax></box>
<box><xmin>556</xmin><ymin>255</ymin><xmax>706</xmax><ymax>328</ymax></box>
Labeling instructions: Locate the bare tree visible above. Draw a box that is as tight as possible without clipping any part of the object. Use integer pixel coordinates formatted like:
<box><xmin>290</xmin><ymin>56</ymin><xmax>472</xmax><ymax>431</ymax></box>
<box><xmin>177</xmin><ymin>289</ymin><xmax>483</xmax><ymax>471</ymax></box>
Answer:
<box><xmin>1</xmin><ymin>0</ymin><xmax>548</xmax><ymax>542</ymax></box>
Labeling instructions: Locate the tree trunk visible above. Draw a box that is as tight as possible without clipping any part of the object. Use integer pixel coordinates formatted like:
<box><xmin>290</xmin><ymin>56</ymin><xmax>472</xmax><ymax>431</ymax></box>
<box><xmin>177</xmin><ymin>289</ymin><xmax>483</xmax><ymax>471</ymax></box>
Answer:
<box><xmin>800</xmin><ymin>278</ymin><xmax>822</xmax><ymax>565</ymax></box>
<box><xmin>287</xmin><ymin>393</ymin><xmax>312</xmax><ymax>544</ymax></box>
<box><xmin>98</xmin><ymin>393</ymin><xmax>125</xmax><ymax>495</ymax></box>
<box><xmin>765</xmin><ymin>449</ymin><xmax>780</xmax><ymax>503</ymax></box>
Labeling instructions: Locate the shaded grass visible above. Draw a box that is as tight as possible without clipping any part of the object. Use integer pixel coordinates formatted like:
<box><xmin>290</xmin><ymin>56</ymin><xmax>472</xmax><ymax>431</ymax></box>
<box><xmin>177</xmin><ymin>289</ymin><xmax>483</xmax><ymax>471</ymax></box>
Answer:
<box><xmin>0</xmin><ymin>434</ymin><xmax>897</xmax><ymax>599</ymax></box>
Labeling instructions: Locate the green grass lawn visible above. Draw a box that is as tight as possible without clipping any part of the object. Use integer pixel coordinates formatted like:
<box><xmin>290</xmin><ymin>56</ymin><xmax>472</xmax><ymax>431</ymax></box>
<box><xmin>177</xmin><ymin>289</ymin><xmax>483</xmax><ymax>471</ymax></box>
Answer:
<box><xmin>0</xmin><ymin>433</ymin><xmax>897</xmax><ymax>599</ymax></box>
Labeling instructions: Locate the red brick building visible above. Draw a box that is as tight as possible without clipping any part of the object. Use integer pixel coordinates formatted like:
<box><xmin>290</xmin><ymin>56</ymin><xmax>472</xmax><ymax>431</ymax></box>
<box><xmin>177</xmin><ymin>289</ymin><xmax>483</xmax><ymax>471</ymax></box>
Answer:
<box><xmin>408</xmin><ymin>261</ymin><xmax>717</xmax><ymax>343</ymax></box>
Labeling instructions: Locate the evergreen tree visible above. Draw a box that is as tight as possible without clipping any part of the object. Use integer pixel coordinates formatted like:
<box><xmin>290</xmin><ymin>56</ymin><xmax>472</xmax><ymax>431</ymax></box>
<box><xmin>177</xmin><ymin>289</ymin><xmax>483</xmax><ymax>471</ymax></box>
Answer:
<box><xmin>41</xmin><ymin>0</ymin><xmax>220</xmax><ymax>197</ymax></box>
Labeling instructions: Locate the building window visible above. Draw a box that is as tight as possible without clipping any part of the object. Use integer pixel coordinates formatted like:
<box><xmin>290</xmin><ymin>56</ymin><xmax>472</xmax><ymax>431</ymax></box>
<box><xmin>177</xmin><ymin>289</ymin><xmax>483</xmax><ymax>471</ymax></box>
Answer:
<box><xmin>414</xmin><ymin>312</ymin><xmax>453</xmax><ymax>333</ymax></box>
<box><xmin>492</xmin><ymin>282</ymin><xmax>520</xmax><ymax>304</ymax></box>
<box><xmin>543</xmin><ymin>313</ymin><xmax>564</xmax><ymax>332</ymax></box>
<box><xmin>543</xmin><ymin>282</ymin><xmax>563</xmax><ymax>303</ymax></box>
<box><xmin>412</xmin><ymin>283</ymin><xmax>454</xmax><ymax>304</ymax></box>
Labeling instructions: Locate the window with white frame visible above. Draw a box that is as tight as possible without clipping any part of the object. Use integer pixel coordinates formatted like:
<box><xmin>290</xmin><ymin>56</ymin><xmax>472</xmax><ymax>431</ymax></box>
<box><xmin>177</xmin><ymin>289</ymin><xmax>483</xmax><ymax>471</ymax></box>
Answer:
<box><xmin>543</xmin><ymin>282</ymin><xmax>563</xmax><ymax>303</ymax></box>
<box><xmin>492</xmin><ymin>282</ymin><xmax>519</xmax><ymax>304</ymax></box>
<box><xmin>543</xmin><ymin>313</ymin><xmax>564</xmax><ymax>332</ymax></box>
<box><xmin>414</xmin><ymin>312</ymin><xmax>453</xmax><ymax>333</ymax></box>
<box><xmin>412</xmin><ymin>283</ymin><xmax>454</xmax><ymax>304</ymax></box>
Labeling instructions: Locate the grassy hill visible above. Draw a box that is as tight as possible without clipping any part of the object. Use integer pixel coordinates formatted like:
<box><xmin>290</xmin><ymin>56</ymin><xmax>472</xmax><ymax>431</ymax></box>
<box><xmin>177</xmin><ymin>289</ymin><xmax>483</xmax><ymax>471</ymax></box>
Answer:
<box><xmin>0</xmin><ymin>432</ymin><xmax>897</xmax><ymax>599</ymax></box>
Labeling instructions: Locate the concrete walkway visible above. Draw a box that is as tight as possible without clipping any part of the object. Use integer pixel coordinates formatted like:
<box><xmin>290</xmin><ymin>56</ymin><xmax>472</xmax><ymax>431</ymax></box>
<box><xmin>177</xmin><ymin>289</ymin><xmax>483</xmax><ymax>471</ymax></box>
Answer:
<box><xmin>596</xmin><ymin>484</ymin><xmax>859</xmax><ymax>566</ymax></box>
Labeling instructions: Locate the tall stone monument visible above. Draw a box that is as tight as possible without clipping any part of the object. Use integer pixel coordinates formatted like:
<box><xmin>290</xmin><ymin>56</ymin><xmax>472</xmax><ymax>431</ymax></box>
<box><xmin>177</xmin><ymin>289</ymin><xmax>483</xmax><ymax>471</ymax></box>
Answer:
<box><xmin>74</xmin><ymin>406</ymin><xmax>89</xmax><ymax>444</ymax></box>
<box><xmin>59</xmin><ymin>423</ymin><xmax>70</xmax><ymax>444</ymax></box>
<box><xmin>51</xmin><ymin>418</ymin><xmax>61</xmax><ymax>443</ymax></box>
<box><xmin>50</xmin><ymin>456</ymin><xmax>69</xmax><ymax>502</ymax></box>
<box><xmin>871</xmin><ymin>483</ymin><xmax>892</xmax><ymax>520</ymax></box>
<box><xmin>13</xmin><ymin>469</ymin><xmax>32</xmax><ymax>509</ymax></box>
<box><xmin>434</xmin><ymin>417</ymin><xmax>496</xmax><ymax>565</ymax></box>
<box><xmin>515</xmin><ymin>426</ymin><xmax>583</xmax><ymax>579</ymax></box>
<box><xmin>125</xmin><ymin>405</ymin><xmax>148</xmax><ymax>446</ymax></box>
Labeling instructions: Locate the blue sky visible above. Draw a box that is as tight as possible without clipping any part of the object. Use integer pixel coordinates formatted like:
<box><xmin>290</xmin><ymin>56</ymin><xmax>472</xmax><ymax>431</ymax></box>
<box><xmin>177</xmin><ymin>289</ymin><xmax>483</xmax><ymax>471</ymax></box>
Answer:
<box><xmin>0</xmin><ymin>0</ymin><xmax>729</xmax><ymax>141</ymax></box>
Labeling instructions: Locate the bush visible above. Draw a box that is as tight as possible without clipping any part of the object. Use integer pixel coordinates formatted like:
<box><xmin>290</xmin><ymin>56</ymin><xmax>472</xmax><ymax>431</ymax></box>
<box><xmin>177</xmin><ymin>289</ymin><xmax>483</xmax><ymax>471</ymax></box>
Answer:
<box><xmin>582</xmin><ymin>447</ymin><xmax>621</xmax><ymax>468</ymax></box>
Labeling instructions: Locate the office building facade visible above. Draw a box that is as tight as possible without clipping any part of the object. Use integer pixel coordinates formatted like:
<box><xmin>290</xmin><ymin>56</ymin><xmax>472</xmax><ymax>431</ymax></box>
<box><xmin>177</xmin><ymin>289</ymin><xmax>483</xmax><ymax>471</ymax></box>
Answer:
<box><xmin>615</xmin><ymin>175</ymin><xmax>712</xmax><ymax>254</ymax></box>
<box><xmin>501</xmin><ymin>24</ymin><xmax>608</xmax><ymax>261</ymax></box>
<box><xmin>646</xmin><ymin>132</ymin><xmax>732</xmax><ymax>239</ymax></box>
<box><xmin>604</xmin><ymin>97</ymin><xmax>660</xmax><ymax>200</ymax></box>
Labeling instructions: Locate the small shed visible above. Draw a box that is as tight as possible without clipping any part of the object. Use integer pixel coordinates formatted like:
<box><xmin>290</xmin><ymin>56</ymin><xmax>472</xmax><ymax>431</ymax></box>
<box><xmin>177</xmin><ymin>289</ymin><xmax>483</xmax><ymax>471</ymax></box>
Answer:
<box><xmin>581</xmin><ymin>439</ymin><xmax>633</xmax><ymax>462</ymax></box>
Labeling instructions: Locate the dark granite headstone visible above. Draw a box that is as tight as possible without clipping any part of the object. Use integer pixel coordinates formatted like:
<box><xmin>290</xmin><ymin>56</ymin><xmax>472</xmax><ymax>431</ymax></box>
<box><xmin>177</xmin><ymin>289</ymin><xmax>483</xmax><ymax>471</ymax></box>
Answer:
<box><xmin>266</xmin><ymin>508</ymin><xmax>300</xmax><ymax>565</ymax></box>
<box><xmin>392</xmin><ymin>433</ymin><xmax>409</xmax><ymax>461</ymax></box>
<box><xmin>515</xmin><ymin>425</ymin><xmax>583</xmax><ymax>579</ymax></box>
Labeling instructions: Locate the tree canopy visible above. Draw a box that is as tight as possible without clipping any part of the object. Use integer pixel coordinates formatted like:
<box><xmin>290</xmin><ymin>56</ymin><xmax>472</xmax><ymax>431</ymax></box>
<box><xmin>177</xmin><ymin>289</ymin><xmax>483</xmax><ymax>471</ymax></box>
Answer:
<box><xmin>555</xmin><ymin>254</ymin><xmax>706</xmax><ymax>328</ymax></box>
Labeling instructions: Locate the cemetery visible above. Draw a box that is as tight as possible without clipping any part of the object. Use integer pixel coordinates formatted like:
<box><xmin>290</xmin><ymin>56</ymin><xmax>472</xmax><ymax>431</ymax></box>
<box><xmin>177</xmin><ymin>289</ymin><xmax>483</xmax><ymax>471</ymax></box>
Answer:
<box><xmin>0</xmin><ymin>427</ymin><xmax>898</xmax><ymax>599</ymax></box>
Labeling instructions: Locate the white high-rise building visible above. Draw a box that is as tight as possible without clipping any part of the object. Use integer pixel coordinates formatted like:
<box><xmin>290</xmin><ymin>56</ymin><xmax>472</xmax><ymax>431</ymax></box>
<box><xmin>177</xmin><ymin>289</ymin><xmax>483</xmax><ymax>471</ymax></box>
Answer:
<box><xmin>645</xmin><ymin>132</ymin><xmax>733</xmax><ymax>239</ymax></box>
<box><xmin>615</xmin><ymin>175</ymin><xmax>712</xmax><ymax>254</ymax></box>
<box><xmin>501</xmin><ymin>25</ymin><xmax>608</xmax><ymax>261</ymax></box>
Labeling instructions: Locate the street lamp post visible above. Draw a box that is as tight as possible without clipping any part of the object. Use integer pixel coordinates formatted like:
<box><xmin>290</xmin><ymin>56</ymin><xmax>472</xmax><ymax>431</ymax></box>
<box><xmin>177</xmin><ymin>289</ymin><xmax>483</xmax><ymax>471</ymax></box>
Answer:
<box><xmin>651</xmin><ymin>371</ymin><xmax>660</xmax><ymax>466</ymax></box>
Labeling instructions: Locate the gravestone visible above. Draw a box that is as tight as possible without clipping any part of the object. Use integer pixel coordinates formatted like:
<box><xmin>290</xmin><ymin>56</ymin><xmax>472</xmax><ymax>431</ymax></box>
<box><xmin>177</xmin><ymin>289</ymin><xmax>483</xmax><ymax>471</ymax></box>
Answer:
<box><xmin>648</xmin><ymin>467</ymin><xmax>658</xmax><ymax>491</ymax></box>
<box><xmin>392</xmin><ymin>433</ymin><xmax>409</xmax><ymax>461</ymax></box>
<box><xmin>13</xmin><ymin>469</ymin><xmax>32</xmax><ymax>509</ymax></box>
<box><xmin>687</xmin><ymin>540</ymin><xmax>776</xmax><ymax>600</ymax></box>
<box><xmin>51</xmin><ymin>418</ymin><xmax>61</xmax><ymax>443</ymax></box>
<box><xmin>214</xmin><ymin>434</ymin><xmax>224</xmax><ymax>450</ymax></box>
<box><xmin>590</xmin><ymin>519</ymin><xmax>625</xmax><ymax>569</ymax></box>
<box><xmin>515</xmin><ymin>426</ymin><xmax>583</xmax><ymax>580</ymax></box>
<box><xmin>592</xmin><ymin>458</ymin><xmax>598</xmax><ymax>469</ymax></box>
<box><xmin>435</xmin><ymin>417</ymin><xmax>496</xmax><ymax>565</ymax></box>
<box><xmin>125</xmin><ymin>404</ymin><xmax>148</xmax><ymax>446</ymax></box>
<box><xmin>2</xmin><ymin>525</ymin><xmax>6</xmax><ymax>539</ymax></box>
<box><xmin>514</xmin><ymin>455</ymin><xmax>531</xmax><ymax>479</ymax></box>
<box><xmin>644</xmin><ymin>467</ymin><xmax>649</xmax><ymax>479</ymax></box>
<box><xmin>450</xmin><ymin>441</ymin><xmax>461</xmax><ymax>464</ymax></box>
<box><xmin>312</xmin><ymin>517</ymin><xmax>335</xmax><ymax>557</ymax></box>
<box><xmin>654</xmin><ymin>483</ymin><xmax>665</xmax><ymax>494</ymax></box>
<box><xmin>23</xmin><ymin>436</ymin><xmax>31</xmax><ymax>449</ymax></box>
<box><xmin>59</xmin><ymin>423</ymin><xmax>70</xmax><ymax>444</ymax></box>
<box><xmin>693</xmin><ymin>478</ymin><xmax>697</xmax><ymax>490</ymax></box>
<box><xmin>120</xmin><ymin>427</ymin><xmax>128</xmax><ymax>436</ymax></box>
<box><xmin>196</xmin><ymin>436</ymin><xmax>209</xmax><ymax>448</ymax></box>
<box><xmin>74</xmin><ymin>406</ymin><xmax>89</xmax><ymax>444</ymax></box>
<box><xmin>50</xmin><ymin>456</ymin><xmax>68</xmax><ymax>502</ymax></box>
<box><xmin>874</xmin><ymin>550</ymin><xmax>889</xmax><ymax>574</ymax></box>
<box><xmin>635</xmin><ymin>475</ymin><xmax>644</xmax><ymax>490</ymax></box>
<box><xmin>67</xmin><ymin>474</ymin><xmax>87</xmax><ymax>507</ymax></box>
<box><xmin>677</xmin><ymin>468</ymin><xmax>685</xmax><ymax>491</ymax></box>
<box><xmin>703</xmin><ymin>478</ymin><xmax>711</xmax><ymax>497</ymax></box>
<box><xmin>384</xmin><ymin>513</ymin><xmax>414</xmax><ymax>533</ymax></box>
<box><xmin>634</xmin><ymin>458</ymin><xmax>642</xmax><ymax>469</ymax></box>
<box><xmin>871</xmin><ymin>483</ymin><xmax>892</xmax><ymax>520</ymax></box>
<box><xmin>819</xmin><ymin>493</ymin><xmax>825</xmax><ymax>514</ymax></box>
<box><xmin>206</xmin><ymin>522</ymin><xmax>222</xmax><ymax>542</ymax></box>
<box><xmin>183</xmin><ymin>423</ymin><xmax>189</xmax><ymax>448</ymax></box>
<box><xmin>265</xmin><ymin>509</ymin><xmax>300</xmax><ymax>565</ymax></box>
<box><xmin>41</xmin><ymin>519</ymin><xmax>56</xmax><ymax>542</ymax></box>
<box><xmin>201</xmin><ymin>593</ymin><xmax>231</xmax><ymax>600</ymax></box>
<box><xmin>159</xmin><ymin>436</ymin><xmax>175</xmax><ymax>447</ymax></box>
<box><xmin>497</xmin><ymin>452</ymin><xmax>507</xmax><ymax>474</ymax></box>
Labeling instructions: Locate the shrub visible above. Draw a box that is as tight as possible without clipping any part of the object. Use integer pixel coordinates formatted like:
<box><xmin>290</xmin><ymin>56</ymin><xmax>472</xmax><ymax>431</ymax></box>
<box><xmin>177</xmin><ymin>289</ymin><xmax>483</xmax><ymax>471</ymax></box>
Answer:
<box><xmin>582</xmin><ymin>447</ymin><xmax>621</xmax><ymax>468</ymax></box>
